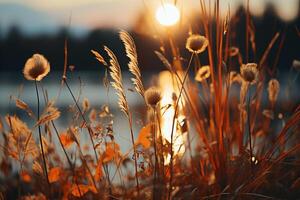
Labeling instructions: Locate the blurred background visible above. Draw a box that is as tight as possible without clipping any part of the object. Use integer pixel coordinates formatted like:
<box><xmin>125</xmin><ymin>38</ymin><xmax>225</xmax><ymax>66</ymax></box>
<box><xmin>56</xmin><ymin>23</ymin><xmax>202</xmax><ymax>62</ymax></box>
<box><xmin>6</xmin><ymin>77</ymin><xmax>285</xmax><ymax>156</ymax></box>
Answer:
<box><xmin>0</xmin><ymin>0</ymin><xmax>299</xmax><ymax>151</ymax></box>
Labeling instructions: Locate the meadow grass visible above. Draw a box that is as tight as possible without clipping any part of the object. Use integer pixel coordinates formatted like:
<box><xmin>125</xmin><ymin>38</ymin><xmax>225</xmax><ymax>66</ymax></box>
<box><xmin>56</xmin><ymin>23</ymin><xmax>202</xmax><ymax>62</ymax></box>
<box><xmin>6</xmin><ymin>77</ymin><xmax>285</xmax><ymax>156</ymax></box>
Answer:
<box><xmin>0</xmin><ymin>1</ymin><xmax>300</xmax><ymax>199</ymax></box>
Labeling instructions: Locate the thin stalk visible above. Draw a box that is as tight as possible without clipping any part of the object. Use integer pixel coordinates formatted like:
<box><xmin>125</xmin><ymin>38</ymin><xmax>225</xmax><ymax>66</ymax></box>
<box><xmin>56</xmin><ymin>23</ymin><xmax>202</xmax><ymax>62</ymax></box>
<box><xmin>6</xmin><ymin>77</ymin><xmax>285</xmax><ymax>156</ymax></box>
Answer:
<box><xmin>168</xmin><ymin>53</ymin><xmax>194</xmax><ymax>200</ymax></box>
<box><xmin>51</xmin><ymin>121</ymin><xmax>84</xmax><ymax>199</ymax></box>
<box><xmin>103</xmin><ymin>137</ymin><xmax>113</xmax><ymax>199</ymax></box>
<box><xmin>64</xmin><ymin>79</ymin><xmax>98</xmax><ymax>161</ymax></box>
<box><xmin>34</xmin><ymin>80</ymin><xmax>50</xmax><ymax>197</ymax></box>
<box><xmin>128</xmin><ymin>113</ymin><xmax>140</xmax><ymax>196</ymax></box>
<box><xmin>247</xmin><ymin>86</ymin><xmax>253</xmax><ymax>174</ymax></box>
<box><xmin>38</xmin><ymin>81</ymin><xmax>84</xmax><ymax>199</ymax></box>
<box><xmin>246</xmin><ymin>0</ymin><xmax>250</xmax><ymax>62</ymax></box>
<box><xmin>72</xmin><ymin>136</ymin><xmax>98</xmax><ymax>192</ymax></box>
<box><xmin>152</xmin><ymin>107</ymin><xmax>159</xmax><ymax>199</ymax></box>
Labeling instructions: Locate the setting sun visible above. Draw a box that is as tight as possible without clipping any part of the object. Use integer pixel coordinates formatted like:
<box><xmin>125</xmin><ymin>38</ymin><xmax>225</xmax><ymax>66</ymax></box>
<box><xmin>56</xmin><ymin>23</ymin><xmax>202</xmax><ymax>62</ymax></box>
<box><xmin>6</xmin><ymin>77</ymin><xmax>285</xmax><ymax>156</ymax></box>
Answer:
<box><xmin>155</xmin><ymin>3</ymin><xmax>180</xmax><ymax>26</ymax></box>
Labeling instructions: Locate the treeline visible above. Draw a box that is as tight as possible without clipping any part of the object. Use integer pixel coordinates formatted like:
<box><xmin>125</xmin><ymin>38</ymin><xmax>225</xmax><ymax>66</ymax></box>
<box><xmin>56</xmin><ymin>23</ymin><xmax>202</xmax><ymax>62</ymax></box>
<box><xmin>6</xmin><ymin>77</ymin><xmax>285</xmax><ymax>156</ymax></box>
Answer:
<box><xmin>0</xmin><ymin>7</ymin><xmax>299</xmax><ymax>72</ymax></box>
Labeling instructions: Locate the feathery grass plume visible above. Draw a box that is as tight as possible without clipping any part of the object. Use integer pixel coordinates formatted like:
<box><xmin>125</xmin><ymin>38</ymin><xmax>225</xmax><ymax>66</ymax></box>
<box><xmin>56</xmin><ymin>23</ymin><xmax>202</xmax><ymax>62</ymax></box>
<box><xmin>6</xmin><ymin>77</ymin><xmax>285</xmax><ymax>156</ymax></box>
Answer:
<box><xmin>91</xmin><ymin>50</ymin><xmax>107</xmax><ymax>66</ymax></box>
<box><xmin>5</xmin><ymin>115</ymin><xmax>38</xmax><ymax>159</ymax></box>
<box><xmin>240</xmin><ymin>63</ymin><xmax>259</xmax><ymax>84</ymax></box>
<box><xmin>104</xmin><ymin>46</ymin><xmax>129</xmax><ymax>117</ymax></box>
<box><xmin>195</xmin><ymin>65</ymin><xmax>210</xmax><ymax>82</ymax></box>
<box><xmin>105</xmin><ymin>45</ymin><xmax>140</xmax><ymax>193</ymax></box>
<box><xmin>5</xmin><ymin>115</ymin><xmax>31</xmax><ymax>137</ymax></box>
<box><xmin>186</xmin><ymin>34</ymin><xmax>208</xmax><ymax>54</ymax></box>
<box><xmin>23</xmin><ymin>54</ymin><xmax>50</xmax><ymax>81</ymax></box>
<box><xmin>15</xmin><ymin>98</ymin><xmax>35</xmax><ymax>118</ymax></box>
<box><xmin>119</xmin><ymin>30</ymin><xmax>145</xmax><ymax>97</ymax></box>
<box><xmin>268</xmin><ymin>79</ymin><xmax>280</xmax><ymax>104</ymax></box>
<box><xmin>36</xmin><ymin>101</ymin><xmax>60</xmax><ymax>126</ymax></box>
<box><xmin>144</xmin><ymin>87</ymin><xmax>162</xmax><ymax>107</ymax></box>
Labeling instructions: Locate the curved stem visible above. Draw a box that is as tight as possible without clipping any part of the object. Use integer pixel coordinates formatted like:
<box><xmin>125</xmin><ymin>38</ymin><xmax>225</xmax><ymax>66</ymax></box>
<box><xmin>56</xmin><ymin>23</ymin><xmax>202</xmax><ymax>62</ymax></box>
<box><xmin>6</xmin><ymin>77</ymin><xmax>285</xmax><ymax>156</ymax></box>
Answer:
<box><xmin>35</xmin><ymin>80</ymin><xmax>50</xmax><ymax>196</ymax></box>
<box><xmin>128</xmin><ymin>113</ymin><xmax>140</xmax><ymax>196</ymax></box>
<box><xmin>168</xmin><ymin>53</ymin><xmax>194</xmax><ymax>200</ymax></box>
<box><xmin>247</xmin><ymin>86</ymin><xmax>253</xmax><ymax>174</ymax></box>
<box><xmin>51</xmin><ymin>121</ymin><xmax>85</xmax><ymax>199</ymax></box>
<box><xmin>152</xmin><ymin>108</ymin><xmax>159</xmax><ymax>199</ymax></box>
<box><xmin>64</xmin><ymin>79</ymin><xmax>98</xmax><ymax>161</ymax></box>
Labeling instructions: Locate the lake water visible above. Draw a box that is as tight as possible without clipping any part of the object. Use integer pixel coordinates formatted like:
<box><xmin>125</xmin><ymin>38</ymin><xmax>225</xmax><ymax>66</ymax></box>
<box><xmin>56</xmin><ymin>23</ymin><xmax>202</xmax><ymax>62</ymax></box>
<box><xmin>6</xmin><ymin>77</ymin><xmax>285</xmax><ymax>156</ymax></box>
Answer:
<box><xmin>0</xmin><ymin>70</ymin><xmax>299</xmax><ymax>160</ymax></box>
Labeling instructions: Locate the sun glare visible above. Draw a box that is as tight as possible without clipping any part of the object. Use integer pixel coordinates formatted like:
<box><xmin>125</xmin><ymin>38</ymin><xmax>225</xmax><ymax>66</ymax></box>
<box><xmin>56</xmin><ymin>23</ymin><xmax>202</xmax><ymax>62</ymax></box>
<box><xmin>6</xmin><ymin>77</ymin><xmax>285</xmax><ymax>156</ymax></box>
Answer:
<box><xmin>155</xmin><ymin>3</ymin><xmax>180</xmax><ymax>26</ymax></box>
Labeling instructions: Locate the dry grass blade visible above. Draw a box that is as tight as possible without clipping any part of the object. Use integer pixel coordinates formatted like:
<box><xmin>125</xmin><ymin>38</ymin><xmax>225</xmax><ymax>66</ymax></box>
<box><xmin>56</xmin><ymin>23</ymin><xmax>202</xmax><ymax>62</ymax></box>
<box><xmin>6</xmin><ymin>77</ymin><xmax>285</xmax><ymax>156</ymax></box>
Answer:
<box><xmin>36</xmin><ymin>102</ymin><xmax>60</xmax><ymax>126</ymax></box>
<box><xmin>15</xmin><ymin>98</ymin><xmax>35</xmax><ymax>118</ymax></box>
<box><xmin>119</xmin><ymin>30</ymin><xmax>144</xmax><ymax>97</ymax></box>
<box><xmin>104</xmin><ymin>46</ymin><xmax>129</xmax><ymax>117</ymax></box>
<box><xmin>155</xmin><ymin>51</ymin><xmax>172</xmax><ymax>71</ymax></box>
<box><xmin>259</xmin><ymin>32</ymin><xmax>280</xmax><ymax>68</ymax></box>
<box><xmin>91</xmin><ymin>49</ymin><xmax>108</xmax><ymax>66</ymax></box>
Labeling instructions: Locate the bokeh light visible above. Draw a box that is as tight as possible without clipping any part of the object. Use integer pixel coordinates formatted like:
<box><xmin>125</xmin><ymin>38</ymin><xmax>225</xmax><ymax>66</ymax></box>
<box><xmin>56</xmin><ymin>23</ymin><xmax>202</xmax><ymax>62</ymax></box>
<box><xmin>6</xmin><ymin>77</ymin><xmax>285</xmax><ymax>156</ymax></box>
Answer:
<box><xmin>155</xmin><ymin>3</ymin><xmax>180</xmax><ymax>26</ymax></box>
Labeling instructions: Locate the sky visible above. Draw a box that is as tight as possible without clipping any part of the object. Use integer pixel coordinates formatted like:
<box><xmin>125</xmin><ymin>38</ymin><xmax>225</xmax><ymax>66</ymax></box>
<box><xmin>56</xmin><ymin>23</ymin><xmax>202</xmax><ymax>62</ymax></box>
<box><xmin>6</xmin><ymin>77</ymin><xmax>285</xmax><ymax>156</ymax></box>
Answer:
<box><xmin>0</xmin><ymin>0</ymin><xmax>298</xmax><ymax>36</ymax></box>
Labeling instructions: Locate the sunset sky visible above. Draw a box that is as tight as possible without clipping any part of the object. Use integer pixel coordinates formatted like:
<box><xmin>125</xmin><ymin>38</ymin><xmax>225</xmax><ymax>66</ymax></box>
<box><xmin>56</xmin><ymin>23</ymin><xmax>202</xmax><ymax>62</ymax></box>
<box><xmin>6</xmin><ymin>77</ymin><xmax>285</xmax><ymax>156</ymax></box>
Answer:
<box><xmin>0</xmin><ymin>0</ymin><xmax>298</xmax><ymax>35</ymax></box>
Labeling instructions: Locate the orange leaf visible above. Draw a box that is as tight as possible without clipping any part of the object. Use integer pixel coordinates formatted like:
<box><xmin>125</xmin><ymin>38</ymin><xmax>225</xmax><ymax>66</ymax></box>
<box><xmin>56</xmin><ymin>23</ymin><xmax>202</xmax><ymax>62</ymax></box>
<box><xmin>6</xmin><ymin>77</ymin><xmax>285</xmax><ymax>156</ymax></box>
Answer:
<box><xmin>48</xmin><ymin>167</ymin><xmax>61</xmax><ymax>183</ymax></box>
<box><xmin>102</xmin><ymin>142</ymin><xmax>120</xmax><ymax>163</ymax></box>
<box><xmin>60</xmin><ymin>133</ymin><xmax>74</xmax><ymax>148</ymax></box>
<box><xmin>70</xmin><ymin>184</ymin><xmax>97</xmax><ymax>197</ymax></box>
<box><xmin>20</xmin><ymin>170</ymin><xmax>31</xmax><ymax>182</ymax></box>
<box><xmin>137</xmin><ymin>124</ymin><xmax>152</xmax><ymax>148</ymax></box>
<box><xmin>94</xmin><ymin>161</ymin><xmax>103</xmax><ymax>181</ymax></box>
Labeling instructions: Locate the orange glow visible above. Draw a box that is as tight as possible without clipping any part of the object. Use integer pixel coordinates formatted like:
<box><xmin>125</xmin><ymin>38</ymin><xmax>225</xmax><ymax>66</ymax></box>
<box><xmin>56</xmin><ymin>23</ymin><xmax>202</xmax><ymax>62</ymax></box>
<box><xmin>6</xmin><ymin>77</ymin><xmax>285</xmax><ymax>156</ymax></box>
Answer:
<box><xmin>158</xmin><ymin>71</ymin><xmax>187</xmax><ymax>164</ymax></box>
<box><xmin>155</xmin><ymin>3</ymin><xmax>180</xmax><ymax>26</ymax></box>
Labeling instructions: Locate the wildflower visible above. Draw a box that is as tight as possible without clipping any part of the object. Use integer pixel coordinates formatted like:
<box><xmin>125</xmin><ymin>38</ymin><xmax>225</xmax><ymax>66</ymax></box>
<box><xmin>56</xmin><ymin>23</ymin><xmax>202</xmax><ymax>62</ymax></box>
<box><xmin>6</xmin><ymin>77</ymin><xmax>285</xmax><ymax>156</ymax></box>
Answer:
<box><xmin>186</xmin><ymin>34</ymin><xmax>208</xmax><ymax>54</ymax></box>
<box><xmin>240</xmin><ymin>63</ymin><xmax>258</xmax><ymax>84</ymax></box>
<box><xmin>23</xmin><ymin>54</ymin><xmax>50</xmax><ymax>81</ymax></box>
<box><xmin>268</xmin><ymin>79</ymin><xmax>280</xmax><ymax>104</ymax></box>
<box><xmin>195</xmin><ymin>65</ymin><xmax>210</xmax><ymax>82</ymax></box>
<box><xmin>292</xmin><ymin>59</ymin><xmax>300</xmax><ymax>70</ymax></box>
<box><xmin>144</xmin><ymin>87</ymin><xmax>162</xmax><ymax>107</ymax></box>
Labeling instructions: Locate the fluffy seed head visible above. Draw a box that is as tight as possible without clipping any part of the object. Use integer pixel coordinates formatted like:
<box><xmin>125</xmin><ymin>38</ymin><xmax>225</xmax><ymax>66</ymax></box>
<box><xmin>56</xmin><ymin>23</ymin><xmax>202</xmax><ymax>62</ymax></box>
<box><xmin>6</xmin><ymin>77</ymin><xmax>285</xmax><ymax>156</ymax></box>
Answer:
<box><xmin>268</xmin><ymin>78</ymin><xmax>280</xmax><ymax>104</ymax></box>
<box><xmin>144</xmin><ymin>87</ymin><xmax>162</xmax><ymax>107</ymax></box>
<box><xmin>195</xmin><ymin>65</ymin><xmax>210</xmax><ymax>82</ymax></box>
<box><xmin>186</xmin><ymin>34</ymin><xmax>208</xmax><ymax>54</ymax></box>
<box><xmin>240</xmin><ymin>63</ymin><xmax>258</xmax><ymax>84</ymax></box>
<box><xmin>23</xmin><ymin>54</ymin><xmax>50</xmax><ymax>81</ymax></box>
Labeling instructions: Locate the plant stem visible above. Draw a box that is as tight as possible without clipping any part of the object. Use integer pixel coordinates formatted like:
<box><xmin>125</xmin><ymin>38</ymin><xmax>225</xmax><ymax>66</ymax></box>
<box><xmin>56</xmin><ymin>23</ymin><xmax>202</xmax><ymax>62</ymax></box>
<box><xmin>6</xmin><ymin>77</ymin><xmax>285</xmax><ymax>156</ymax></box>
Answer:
<box><xmin>152</xmin><ymin>108</ymin><xmax>159</xmax><ymax>199</ymax></box>
<box><xmin>34</xmin><ymin>80</ymin><xmax>50</xmax><ymax>197</ymax></box>
<box><xmin>128</xmin><ymin>113</ymin><xmax>140</xmax><ymax>196</ymax></box>
<box><xmin>247</xmin><ymin>86</ymin><xmax>253</xmax><ymax>174</ymax></box>
<box><xmin>51</xmin><ymin>121</ymin><xmax>85</xmax><ymax>199</ymax></box>
<box><xmin>64</xmin><ymin>79</ymin><xmax>98</xmax><ymax>161</ymax></box>
<box><xmin>156</xmin><ymin>109</ymin><xmax>165</xmax><ymax>198</ymax></box>
<box><xmin>168</xmin><ymin>53</ymin><xmax>194</xmax><ymax>200</ymax></box>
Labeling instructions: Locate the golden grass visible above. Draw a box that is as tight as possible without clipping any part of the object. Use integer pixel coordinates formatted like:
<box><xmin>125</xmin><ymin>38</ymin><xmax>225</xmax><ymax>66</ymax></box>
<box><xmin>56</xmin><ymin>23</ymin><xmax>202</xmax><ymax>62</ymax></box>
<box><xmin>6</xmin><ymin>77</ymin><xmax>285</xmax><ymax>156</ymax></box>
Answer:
<box><xmin>0</xmin><ymin>2</ymin><xmax>300</xmax><ymax>200</ymax></box>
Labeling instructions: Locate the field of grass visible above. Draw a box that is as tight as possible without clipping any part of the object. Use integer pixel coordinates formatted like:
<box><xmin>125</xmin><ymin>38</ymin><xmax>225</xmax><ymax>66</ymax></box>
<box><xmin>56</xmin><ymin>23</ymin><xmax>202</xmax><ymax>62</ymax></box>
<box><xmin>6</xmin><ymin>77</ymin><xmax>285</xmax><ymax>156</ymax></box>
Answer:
<box><xmin>0</xmin><ymin>1</ymin><xmax>300</xmax><ymax>199</ymax></box>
